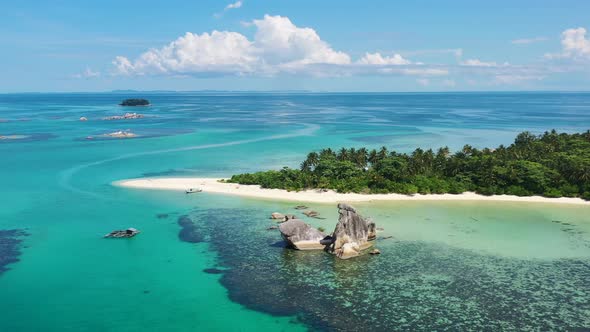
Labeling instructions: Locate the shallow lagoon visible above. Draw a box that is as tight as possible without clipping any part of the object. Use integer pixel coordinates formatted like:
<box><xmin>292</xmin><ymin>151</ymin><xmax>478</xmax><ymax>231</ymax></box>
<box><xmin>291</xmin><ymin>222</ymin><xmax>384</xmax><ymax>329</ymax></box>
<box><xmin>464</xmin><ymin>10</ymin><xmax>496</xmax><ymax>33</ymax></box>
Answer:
<box><xmin>0</xmin><ymin>92</ymin><xmax>589</xmax><ymax>330</ymax></box>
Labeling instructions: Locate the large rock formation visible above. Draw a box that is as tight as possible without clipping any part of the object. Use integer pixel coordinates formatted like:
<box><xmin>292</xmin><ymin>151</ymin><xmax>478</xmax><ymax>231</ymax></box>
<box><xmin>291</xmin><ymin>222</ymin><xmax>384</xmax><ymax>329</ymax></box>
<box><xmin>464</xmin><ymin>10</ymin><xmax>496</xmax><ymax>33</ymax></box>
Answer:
<box><xmin>327</xmin><ymin>203</ymin><xmax>376</xmax><ymax>259</ymax></box>
<box><xmin>278</xmin><ymin>219</ymin><xmax>326</xmax><ymax>250</ymax></box>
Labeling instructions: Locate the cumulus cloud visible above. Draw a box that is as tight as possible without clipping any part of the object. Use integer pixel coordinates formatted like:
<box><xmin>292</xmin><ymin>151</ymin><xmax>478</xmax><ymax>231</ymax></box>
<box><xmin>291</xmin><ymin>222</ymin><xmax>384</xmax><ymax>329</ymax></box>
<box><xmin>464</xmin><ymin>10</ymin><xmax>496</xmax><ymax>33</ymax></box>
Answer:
<box><xmin>252</xmin><ymin>15</ymin><xmax>351</xmax><ymax>68</ymax></box>
<box><xmin>112</xmin><ymin>30</ymin><xmax>256</xmax><ymax>75</ymax></box>
<box><xmin>545</xmin><ymin>27</ymin><xmax>590</xmax><ymax>60</ymax></box>
<box><xmin>511</xmin><ymin>37</ymin><xmax>547</xmax><ymax>45</ymax></box>
<box><xmin>113</xmin><ymin>15</ymin><xmax>448</xmax><ymax>76</ymax></box>
<box><xmin>113</xmin><ymin>15</ymin><xmax>453</xmax><ymax>78</ymax></box>
<box><xmin>460</xmin><ymin>59</ymin><xmax>509</xmax><ymax>67</ymax></box>
<box><xmin>560</xmin><ymin>27</ymin><xmax>590</xmax><ymax>58</ymax></box>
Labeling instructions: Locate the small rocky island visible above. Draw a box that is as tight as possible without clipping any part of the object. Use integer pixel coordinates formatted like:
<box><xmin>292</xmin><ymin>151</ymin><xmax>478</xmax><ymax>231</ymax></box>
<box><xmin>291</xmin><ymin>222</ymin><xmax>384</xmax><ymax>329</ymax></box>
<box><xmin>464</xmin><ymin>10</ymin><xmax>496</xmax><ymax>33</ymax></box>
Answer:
<box><xmin>120</xmin><ymin>98</ymin><xmax>150</xmax><ymax>106</ymax></box>
<box><xmin>278</xmin><ymin>203</ymin><xmax>376</xmax><ymax>259</ymax></box>
<box><xmin>102</xmin><ymin>112</ymin><xmax>145</xmax><ymax>120</ymax></box>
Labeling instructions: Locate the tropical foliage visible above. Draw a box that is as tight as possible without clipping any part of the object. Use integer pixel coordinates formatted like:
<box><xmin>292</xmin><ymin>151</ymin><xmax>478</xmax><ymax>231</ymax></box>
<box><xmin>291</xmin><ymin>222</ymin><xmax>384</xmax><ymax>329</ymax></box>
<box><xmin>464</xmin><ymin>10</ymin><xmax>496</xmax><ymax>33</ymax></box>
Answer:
<box><xmin>228</xmin><ymin>130</ymin><xmax>590</xmax><ymax>200</ymax></box>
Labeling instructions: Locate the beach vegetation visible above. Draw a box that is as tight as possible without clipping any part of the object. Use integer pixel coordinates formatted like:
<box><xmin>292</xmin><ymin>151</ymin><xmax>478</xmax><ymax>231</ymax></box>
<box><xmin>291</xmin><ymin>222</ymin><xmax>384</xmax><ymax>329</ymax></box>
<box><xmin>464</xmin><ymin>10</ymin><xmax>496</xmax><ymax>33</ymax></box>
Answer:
<box><xmin>228</xmin><ymin>130</ymin><xmax>590</xmax><ymax>200</ymax></box>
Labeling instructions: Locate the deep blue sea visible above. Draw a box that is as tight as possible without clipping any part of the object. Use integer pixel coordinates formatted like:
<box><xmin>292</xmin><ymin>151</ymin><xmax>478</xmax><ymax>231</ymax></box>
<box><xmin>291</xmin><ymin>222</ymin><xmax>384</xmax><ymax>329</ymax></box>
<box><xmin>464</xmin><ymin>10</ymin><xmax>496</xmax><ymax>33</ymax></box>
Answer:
<box><xmin>1</xmin><ymin>92</ymin><xmax>589</xmax><ymax>331</ymax></box>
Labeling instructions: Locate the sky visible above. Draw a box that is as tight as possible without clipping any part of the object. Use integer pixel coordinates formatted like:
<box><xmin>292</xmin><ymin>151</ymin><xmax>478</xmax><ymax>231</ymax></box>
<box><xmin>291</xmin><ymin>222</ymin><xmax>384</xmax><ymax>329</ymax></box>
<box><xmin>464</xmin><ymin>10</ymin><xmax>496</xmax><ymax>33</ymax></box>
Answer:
<box><xmin>1</xmin><ymin>0</ymin><xmax>589</xmax><ymax>92</ymax></box>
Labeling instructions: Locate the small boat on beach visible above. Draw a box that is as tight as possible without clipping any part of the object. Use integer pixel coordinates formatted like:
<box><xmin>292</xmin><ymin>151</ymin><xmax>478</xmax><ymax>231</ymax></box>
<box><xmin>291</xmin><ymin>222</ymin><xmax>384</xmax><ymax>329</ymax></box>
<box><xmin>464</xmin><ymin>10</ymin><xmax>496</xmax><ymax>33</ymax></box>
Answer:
<box><xmin>185</xmin><ymin>188</ymin><xmax>203</xmax><ymax>194</ymax></box>
<box><xmin>104</xmin><ymin>228</ymin><xmax>140</xmax><ymax>238</ymax></box>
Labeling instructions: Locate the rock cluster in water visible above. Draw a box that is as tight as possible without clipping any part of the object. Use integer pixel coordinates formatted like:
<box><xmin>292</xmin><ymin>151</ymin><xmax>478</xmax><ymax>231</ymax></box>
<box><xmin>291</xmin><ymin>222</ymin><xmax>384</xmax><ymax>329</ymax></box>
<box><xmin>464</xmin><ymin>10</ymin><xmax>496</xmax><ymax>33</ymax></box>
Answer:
<box><xmin>328</xmin><ymin>203</ymin><xmax>376</xmax><ymax>259</ymax></box>
<box><xmin>100</xmin><ymin>130</ymin><xmax>137</xmax><ymax>138</ymax></box>
<box><xmin>278</xmin><ymin>219</ymin><xmax>327</xmax><ymax>250</ymax></box>
<box><xmin>177</xmin><ymin>207</ymin><xmax>590</xmax><ymax>330</ymax></box>
<box><xmin>278</xmin><ymin>203</ymin><xmax>376</xmax><ymax>259</ymax></box>
<box><xmin>102</xmin><ymin>112</ymin><xmax>144</xmax><ymax>120</ymax></box>
<box><xmin>120</xmin><ymin>98</ymin><xmax>150</xmax><ymax>106</ymax></box>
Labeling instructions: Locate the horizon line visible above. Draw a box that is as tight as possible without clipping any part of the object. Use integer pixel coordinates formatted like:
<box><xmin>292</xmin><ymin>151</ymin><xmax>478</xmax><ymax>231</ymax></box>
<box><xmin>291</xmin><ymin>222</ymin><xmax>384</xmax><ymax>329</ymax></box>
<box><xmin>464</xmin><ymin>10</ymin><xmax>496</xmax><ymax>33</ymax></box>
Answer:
<box><xmin>2</xmin><ymin>89</ymin><xmax>590</xmax><ymax>95</ymax></box>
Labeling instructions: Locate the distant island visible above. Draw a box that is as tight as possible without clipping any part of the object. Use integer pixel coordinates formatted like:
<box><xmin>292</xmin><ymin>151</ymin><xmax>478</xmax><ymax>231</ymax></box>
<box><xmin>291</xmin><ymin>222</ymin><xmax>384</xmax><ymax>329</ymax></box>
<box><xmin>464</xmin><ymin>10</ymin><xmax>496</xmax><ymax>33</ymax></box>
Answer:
<box><xmin>228</xmin><ymin>130</ymin><xmax>590</xmax><ymax>200</ymax></box>
<box><xmin>119</xmin><ymin>98</ymin><xmax>150</xmax><ymax>106</ymax></box>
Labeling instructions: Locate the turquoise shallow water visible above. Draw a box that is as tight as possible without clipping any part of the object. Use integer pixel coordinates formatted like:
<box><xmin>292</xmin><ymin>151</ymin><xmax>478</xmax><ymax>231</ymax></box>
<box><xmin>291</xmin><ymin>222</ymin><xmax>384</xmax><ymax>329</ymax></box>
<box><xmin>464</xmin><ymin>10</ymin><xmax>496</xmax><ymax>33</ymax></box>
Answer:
<box><xmin>1</xmin><ymin>92</ymin><xmax>589</xmax><ymax>331</ymax></box>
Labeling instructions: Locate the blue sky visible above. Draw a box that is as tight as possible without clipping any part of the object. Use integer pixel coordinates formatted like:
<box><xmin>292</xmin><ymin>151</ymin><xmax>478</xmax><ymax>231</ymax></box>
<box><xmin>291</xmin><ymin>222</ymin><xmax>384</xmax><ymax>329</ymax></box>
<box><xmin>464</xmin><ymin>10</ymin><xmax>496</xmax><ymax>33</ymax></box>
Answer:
<box><xmin>1</xmin><ymin>0</ymin><xmax>589</xmax><ymax>92</ymax></box>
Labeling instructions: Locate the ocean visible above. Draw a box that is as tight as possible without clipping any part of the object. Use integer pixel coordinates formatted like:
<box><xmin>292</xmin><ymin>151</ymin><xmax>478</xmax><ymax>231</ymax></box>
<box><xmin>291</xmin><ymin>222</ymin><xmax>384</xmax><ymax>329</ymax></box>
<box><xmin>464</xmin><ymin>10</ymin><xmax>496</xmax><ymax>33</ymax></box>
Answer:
<box><xmin>1</xmin><ymin>92</ymin><xmax>589</xmax><ymax>331</ymax></box>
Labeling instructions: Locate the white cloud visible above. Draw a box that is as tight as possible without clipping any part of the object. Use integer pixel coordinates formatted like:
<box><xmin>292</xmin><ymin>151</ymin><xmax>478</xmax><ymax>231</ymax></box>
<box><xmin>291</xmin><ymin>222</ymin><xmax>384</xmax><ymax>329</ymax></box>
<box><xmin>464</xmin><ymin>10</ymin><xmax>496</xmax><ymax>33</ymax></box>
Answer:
<box><xmin>460</xmin><ymin>59</ymin><xmax>509</xmax><ymax>67</ymax></box>
<box><xmin>214</xmin><ymin>1</ymin><xmax>243</xmax><ymax>18</ymax></box>
<box><xmin>111</xmin><ymin>15</ymin><xmax>458</xmax><ymax>78</ymax></box>
<box><xmin>560</xmin><ymin>27</ymin><xmax>590</xmax><ymax>58</ymax></box>
<box><xmin>113</xmin><ymin>30</ymin><xmax>256</xmax><ymax>75</ymax></box>
<box><xmin>225</xmin><ymin>1</ymin><xmax>242</xmax><ymax>10</ymax></box>
<box><xmin>545</xmin><ymin>27</ymin><xmax>590</xmax><ymax>60</ymax></box>
<box><xmin>73</xmin><ymin>67</ymin><xmax>100</xmax><ymax>79</ymax></box>
<box><xmin>358</xmin><ymin>52</ymin><xmax>411</xmax><ymax>65</ymax></box>
<box><xmin>511</xmin><ymin>37</ymin><xmax>547</xmax><ymax>45</ymax></box>
<box><xmin>113</xmin><ymin>15</ymin><xmax>351</xmax><ymax>76</ymax></box>
<box><xmin>252</xmin><ymin>15</ymin><xmax>350</xmax><ymax>68</ymax></box>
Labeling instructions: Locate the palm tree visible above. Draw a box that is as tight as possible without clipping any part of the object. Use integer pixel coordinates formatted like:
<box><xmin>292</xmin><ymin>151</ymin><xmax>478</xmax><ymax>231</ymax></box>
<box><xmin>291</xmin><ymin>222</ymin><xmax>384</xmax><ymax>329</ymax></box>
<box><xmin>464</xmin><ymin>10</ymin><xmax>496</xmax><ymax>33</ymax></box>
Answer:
<box><xmin>377</xmin><ymin>146</ymin><xmax>388</xmax><ymax>161</ymax></box>
<box><xmin>368</xmin><ymin>149</ymin><xmax>378</xmax><ymax>165</ymax></box>
<box><xmin>337</xmin><ymin>148</ymin><xmax>349</xmax><ymax>161</ymax></box>
<box><xmin>354</xmin><ymin>147</ymin><xmax>369</xmax><ymax>168</ymax></box>
<box><xmin>306</xmin><ymin>152</ymin><xmax>319</xmax><ymax>169</ymax></box>
<box><xmin>300</xmin><ymin>160</ymin><xmax>311</xmax><ymax>172</ymax></box>
<box><xmin>319</xmin><ymin>148</ymin><xmax>335</xmax><ymax>160</ymax></box>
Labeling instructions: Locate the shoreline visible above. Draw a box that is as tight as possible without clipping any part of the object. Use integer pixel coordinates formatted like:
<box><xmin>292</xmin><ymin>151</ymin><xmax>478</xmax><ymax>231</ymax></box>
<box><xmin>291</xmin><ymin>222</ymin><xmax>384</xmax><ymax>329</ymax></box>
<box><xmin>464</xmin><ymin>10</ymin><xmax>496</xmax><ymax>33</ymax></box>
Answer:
<box><xmin>114</xmin><ymin>177</ymin><xmax>590</xmax><ymax>205</ymax></box>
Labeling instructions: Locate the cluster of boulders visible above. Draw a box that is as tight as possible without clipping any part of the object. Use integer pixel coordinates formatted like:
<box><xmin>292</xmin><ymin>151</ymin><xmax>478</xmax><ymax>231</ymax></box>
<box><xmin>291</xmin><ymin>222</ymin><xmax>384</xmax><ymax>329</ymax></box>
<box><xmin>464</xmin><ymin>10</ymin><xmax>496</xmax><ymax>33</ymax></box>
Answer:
<box><xmin>270</xmin><ymin>212</ymin><xmax>296</xmax><ymax>221</ymax></box>
<box><xmin>102</xmin><ymin>112</ymin><xmax>144</xmax><ymax>120</ymax></box>
<box><xmin>277</xmin><ymin>203</ymin><xmax>377</xmax><ymax>260</ymax></box>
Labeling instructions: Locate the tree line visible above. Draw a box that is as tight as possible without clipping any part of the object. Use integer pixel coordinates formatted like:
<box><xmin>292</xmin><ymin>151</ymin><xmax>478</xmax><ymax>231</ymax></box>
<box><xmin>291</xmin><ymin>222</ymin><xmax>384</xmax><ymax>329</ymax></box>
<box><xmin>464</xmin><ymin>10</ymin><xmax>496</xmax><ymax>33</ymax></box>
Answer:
<box><xmin>228</xmin><ymin>130</ymin><xmax>590</xmax><ymax>200</ymax></box>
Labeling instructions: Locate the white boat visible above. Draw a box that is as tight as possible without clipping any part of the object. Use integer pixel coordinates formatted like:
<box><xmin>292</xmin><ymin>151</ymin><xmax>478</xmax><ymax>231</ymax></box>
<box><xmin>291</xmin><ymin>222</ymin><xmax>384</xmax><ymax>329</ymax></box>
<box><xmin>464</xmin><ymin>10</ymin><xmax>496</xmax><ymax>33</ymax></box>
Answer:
<box><xmin>185</xmin><ymin>188</ymin><xmax>203</xmax><ymax>194</ymax></box>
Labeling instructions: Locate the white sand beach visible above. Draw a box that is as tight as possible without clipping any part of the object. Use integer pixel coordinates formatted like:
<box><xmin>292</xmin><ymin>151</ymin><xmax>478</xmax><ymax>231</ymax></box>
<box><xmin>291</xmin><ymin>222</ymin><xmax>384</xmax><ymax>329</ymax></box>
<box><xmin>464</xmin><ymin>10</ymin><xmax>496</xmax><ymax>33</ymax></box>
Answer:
<box><xmin>114</xmin><ymin>177</ymin><xmax>590</xmax><ymax>205</ymax></box>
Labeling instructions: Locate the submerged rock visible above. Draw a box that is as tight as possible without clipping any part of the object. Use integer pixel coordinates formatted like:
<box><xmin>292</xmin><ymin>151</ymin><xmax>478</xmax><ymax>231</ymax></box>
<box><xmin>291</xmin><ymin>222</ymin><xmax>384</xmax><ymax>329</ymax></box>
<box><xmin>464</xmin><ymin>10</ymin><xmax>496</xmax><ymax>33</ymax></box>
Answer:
<box><xmin>270</xmin><ymin>212</ymin><xmax>295</xmax><ymax>221</ymax></box>
<box><xmin>303</xmin><ymin>210</ymin><xmax>320</xmax><ymax>217</ymax></box>
<box><xmin>278</xmin><ymin>219</ymin><xmax>326</xmax><ymax>250</ymax></box>
<box><xmin>270</xmin><ymin>212</ymin><xmax>285</xmax><ymax>219</ymax></box>
<box><xmin>327</xmin><ymin>203</ymin><xmax>376</xmax><ymax>259</ymax></box>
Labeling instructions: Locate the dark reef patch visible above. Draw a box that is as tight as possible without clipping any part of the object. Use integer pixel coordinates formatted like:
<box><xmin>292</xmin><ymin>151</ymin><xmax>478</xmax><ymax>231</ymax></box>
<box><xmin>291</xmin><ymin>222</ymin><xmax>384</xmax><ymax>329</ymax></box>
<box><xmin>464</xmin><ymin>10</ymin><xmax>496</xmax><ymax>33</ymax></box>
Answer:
<box><xmin>0</xmin><ymin>229</ymin><xmax>29</xmax><ymax>275</ymax></box>
<box><xmin>177</xmin><ymin>208</ymin><xmax>590</xmax><ymax>331</ymax></box>
<box><xmin>177</xmin><ymin>215</ymin><xmax>205</xmax><ymax>243</ymax></box>
<box><xmin>203</xmin><ymin>268</ymin><xmax>225</xmax><ymax>274</ymax></box>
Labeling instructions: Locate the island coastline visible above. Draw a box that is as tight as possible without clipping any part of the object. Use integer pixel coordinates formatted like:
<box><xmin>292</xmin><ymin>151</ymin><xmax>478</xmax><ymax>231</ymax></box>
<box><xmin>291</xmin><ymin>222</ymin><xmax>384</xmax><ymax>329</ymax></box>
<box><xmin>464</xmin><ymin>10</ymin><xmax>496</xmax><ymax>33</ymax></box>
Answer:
<box><xmin>114</xmin><ymin>177</ymin><xmax>590</xmax><ymax>205</ymax></box>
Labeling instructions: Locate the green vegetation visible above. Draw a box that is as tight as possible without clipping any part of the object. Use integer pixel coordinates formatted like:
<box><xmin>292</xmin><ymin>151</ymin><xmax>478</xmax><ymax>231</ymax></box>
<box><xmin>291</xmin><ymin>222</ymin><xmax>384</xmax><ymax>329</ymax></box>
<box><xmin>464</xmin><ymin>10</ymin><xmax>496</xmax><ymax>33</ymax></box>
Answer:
<box><xmin>120</xmin><ymin>98</ymin><xmax>150</xmax><ymax>106</ymax></box>
<box><xmin>228</xmin><ymin>130</ymin><xmax>590</xmax><ymax>200</ymax></box>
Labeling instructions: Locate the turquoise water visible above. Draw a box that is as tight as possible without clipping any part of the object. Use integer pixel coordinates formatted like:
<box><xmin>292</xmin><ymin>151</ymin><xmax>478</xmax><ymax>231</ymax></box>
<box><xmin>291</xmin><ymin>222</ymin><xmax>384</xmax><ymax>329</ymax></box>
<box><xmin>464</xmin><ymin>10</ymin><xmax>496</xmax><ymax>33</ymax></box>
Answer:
<box><xmin>1</xmin><ymin>92</ymin><xmax>589</xmax><ymax>330</ymax></box>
